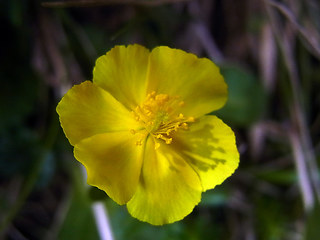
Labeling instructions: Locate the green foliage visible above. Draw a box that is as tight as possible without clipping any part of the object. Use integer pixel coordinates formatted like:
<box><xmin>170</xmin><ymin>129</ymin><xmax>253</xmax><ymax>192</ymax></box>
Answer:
<box><xmin>305</xmin><ymin>202</ymin><xmax>320</xmax><ymax>240</ymax></box>
<box><xmin>215</xmin><ymin>65</ymin><xmax>267</xmax><ymax>127</ymax></box>
<box><xmin>200</xmin><ymin>188</ymin><xmax>229</xmax><ymax>207</ymax></box>
<box><xmin>105</xmin><ymin>198</ymin><xmax>223</xmax><ymax>240</ymax></box>
<box><xmin>255</xmin><ymin>196</ymin><xmax>288</xmax><ymax>240</ymax></box>
<box><xmin>58</xmin><ymin>163</ymin><xmax>99</xmax><ymax>240</ymax></box>
<box><xmin>0</xmin><ymin>128</ymin><xmax>40</xmax><ymax>178</ymax></box>
<box><xmin>254</xmin><ymin>169</ymin><xmax>297</xmax><ymax>185</ymax></box>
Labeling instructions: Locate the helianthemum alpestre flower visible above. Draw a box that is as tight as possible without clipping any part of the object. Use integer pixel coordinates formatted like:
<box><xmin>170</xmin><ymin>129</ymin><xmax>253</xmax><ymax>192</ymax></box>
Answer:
<box><xmin>57</xmin><ymin>44</ymin><xmax>239</xmax><ymax>225</ymax></box>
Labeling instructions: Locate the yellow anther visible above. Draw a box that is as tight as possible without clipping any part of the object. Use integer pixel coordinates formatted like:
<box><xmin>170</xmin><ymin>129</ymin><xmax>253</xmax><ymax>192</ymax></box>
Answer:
<box><xmin>154</xmin><ymin>142</ymin><xmax>161</xmax><ymax>150</ymax></box>
<box><xmin>130</xmin><ymin>129</ymin><xmax>136</xmax><ymax>134</ymax></box>
<box><xmin>155</xmin><ymin>94</ymin><xmax>169</xmax><ymax>102</ymax></box>
<box><xmin>132</xmin><ymin>91</ymin><xmax>195</xmax><ymax>146</ymax></box>
<box><xmin>188</xmin><ymin>116</ymin><xmax>195</xmax><ymax>122</ymax></box>
<box><xmin>178</xmin><ymin>113</ymin><xmax>184</xmax><ymax>119</ymax></box>
<box><xmin>181</xmin><ymin>123</ymin><xmax>188</xmax><ymax>129</ymax></box>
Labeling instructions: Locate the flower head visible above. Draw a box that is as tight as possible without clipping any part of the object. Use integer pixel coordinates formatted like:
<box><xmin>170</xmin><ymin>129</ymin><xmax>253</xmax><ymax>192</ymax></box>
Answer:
<box><xmin>57</xmin><ymin>44</ymin><xmax>239</xmax><ymax>225</ymax></box>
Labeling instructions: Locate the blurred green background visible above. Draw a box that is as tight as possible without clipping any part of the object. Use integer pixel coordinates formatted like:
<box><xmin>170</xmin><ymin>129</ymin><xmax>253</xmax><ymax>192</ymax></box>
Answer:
<box><xmin>1</xmin><ymin>0</ymin><xmax>320</xmax><ymax>239</ymax></box>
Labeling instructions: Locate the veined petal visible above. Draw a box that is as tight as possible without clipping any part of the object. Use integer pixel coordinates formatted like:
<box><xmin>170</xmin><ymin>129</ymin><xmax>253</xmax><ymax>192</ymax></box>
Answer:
<box><xmin>93</xmin><ymin>44</ymin><xmax>150</xmax><ymax>109</ymax></box>
<box><xmin>146</xmin><ymin>46</ymin><xmax>227</xmax><ymax>117</ymax></box>
<box><xmin>173</xmin><ymin>115</ymin><xmax>239</xmax><ymax>191</ymax></box>
<box><xmin>74</xmin><ymin>131</ymin><xmax>144</xmax><ymax>205</ymax></box>
<box><xmin>127</xmin><ymin>137</ymin><xmax>202</xmax><ymax>225</ymax></box>
<box><xmin>57</xmin><ymin>81</ymin><xmax>139</xmax><ymax>146</ymax></box>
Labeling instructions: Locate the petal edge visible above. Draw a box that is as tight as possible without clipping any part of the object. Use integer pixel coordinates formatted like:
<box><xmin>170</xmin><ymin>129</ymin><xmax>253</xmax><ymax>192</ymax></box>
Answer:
<box><xmin>57</xmin><ymin>81</ymin><xmax>139</xmax><ymax>146</ymax></box>
<box><xmin>127</xmin><ymin>137</ymin><xmax>202</xmax><ymax>225</ymax></box>
<box><xmin>74</xmin><ymin>131</ymin><xmax>144</xmax><ymax>205</ymax></box>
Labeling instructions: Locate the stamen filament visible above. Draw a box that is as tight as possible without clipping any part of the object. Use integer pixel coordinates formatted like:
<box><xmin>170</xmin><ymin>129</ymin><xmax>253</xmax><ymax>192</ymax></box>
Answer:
<box><xmin>132</xmin><ymin>92</ymin><xmax>195</xmax><ymax>148</ymax></box>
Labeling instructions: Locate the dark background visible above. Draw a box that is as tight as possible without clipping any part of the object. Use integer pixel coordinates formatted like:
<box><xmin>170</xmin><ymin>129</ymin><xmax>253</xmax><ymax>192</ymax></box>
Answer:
<box><xmin>1</xmin><ymin>0</ymin><xmax>320</xmax><ymax>239</ymax></box>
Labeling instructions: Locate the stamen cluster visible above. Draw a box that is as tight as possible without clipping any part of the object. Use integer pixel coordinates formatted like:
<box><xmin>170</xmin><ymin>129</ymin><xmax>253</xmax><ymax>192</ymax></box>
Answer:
<box><xmin>132</xmin><ymin>91</ymin><xmax>194</xmax><ymax>148</ymax></box>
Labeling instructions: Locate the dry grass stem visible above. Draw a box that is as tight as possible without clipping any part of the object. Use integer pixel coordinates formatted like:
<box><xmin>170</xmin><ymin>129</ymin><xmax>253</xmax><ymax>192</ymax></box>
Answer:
<box><xmin>264</xmin><ymin>0</ymin><xmax>320</xmax><ymax>211</ymax></box>
<box><xmin>267</xmin><ymin>0</ymin><xmax>320</xmax><ymax>59</ymax></box>
<box><xmin>42</xmin><ymin>0</ymin><xmax>191</xmax><ymax>8</ymax></box>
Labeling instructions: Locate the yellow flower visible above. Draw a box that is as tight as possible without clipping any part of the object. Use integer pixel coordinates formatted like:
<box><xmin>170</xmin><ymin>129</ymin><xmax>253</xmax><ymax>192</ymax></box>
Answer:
<box><xmin>57</xmin><ymin>44</ymin><xmax>239</xmax><ymax>225</ymax></box>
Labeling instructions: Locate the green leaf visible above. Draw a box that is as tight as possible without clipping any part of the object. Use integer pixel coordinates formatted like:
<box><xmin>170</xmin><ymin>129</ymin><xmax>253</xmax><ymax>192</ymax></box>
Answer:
<box><xmin>105</xmin><ymin>199</ymin><xmax>187</xmax><ymax>240</ymax></box>
<box><xmin>57</xmin><ymin>163</ymin><xmax>99</xmax><ymax>240</ymax></box>
<box><xmin>304</xmin><ymin>202</ymin><xmax>320</xmax><ymax>240</ymax></box>
<box><xmin>57</xmin><ymin>192</ymin><xmax>99</xmax><ymax>240</ymax></box>
<box><xmin>200</xmin><ymin>189</ymin><xmax>228</xmax><ymax>207</ymax></box>
<box><xmin>255</xmin><ymin>169</ymin><xmax>297</xmax><ymax>185</ymax></box>
<box><xmin>215</xmin><ymin>65</ymin><xmax>267</xmax><ymax>126</ymax></box>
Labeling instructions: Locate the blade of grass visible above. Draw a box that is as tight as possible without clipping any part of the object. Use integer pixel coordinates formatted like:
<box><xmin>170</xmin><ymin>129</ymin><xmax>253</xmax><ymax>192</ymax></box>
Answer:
<box><xmin>0</xmin><ymin>114</ymin><xmax>59</xmax><ymax>237</ymax></box>
<box><xmin>80</xmin><ymin>167</ymin><xmax>114</xmax><ymax>240</ymax></box>
<box><xmin>267</xmin><ymin>0</ymin><xmax>320</xmax><ymax>59</ymax></box>
<box><xmin>92</xmin><ymin>202</ymin><xmax>114</xmax><ymax>240</ymax></box>
<box><xmin>264</xmin><ymin>0</ymin><xmax>320</xmax><ymax>211</ymax></box>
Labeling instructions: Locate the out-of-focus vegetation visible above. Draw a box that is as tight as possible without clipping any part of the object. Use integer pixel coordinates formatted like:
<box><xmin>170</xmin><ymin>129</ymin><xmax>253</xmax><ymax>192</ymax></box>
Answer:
<box><xmin>1</xmin><ymin>0</ymin><xmax>320</xmax><ymax>239</ymax></box>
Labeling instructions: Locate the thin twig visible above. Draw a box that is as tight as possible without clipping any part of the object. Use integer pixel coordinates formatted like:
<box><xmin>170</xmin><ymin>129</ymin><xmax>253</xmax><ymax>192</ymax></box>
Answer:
<box><xmin>0</xmin><ymin>118</ymin><xmax>59</xmax><ymax>237</ymax></box>
<box><xmin>187</xmin><ymin>1</ymin><xmax>224</xmax><ymax>63</ymax></box>
<box><xmin>259</xmin><ymin>24</ymin><xmax>277</xmax><ymax>93</ymax></box>
<box><xmin>264</xmin><ymin>0</ymin><xmax>320</xmax><ymax>211</ymax></box>
<box><xmin>190</xmin><ymin>22</ymin><xmax>224</xmax><ymax>63</ymax></box>
<box><xmin>92</xmin><ymin>202</ymin><xmax>114</xmax><ymax>240</ymax></box>
<box><xmin>44</xmin><ymin>185</ymin><xmax>73</xmax><ymax>240</ymax></box>
<box><xmin>42</xmin><ymin>0</ymin><xmax>191</xmax><ymax>8</ymax></box>
<box><xmin>267</xmin><ymin>0</ymin><xmax>320</xmax><ymax>59</ymax></box>
<box><xmin>289</xmin><ymin>130</ymin><xmax>314</xmax><ymax>210</ymax></box>
<box><xmin>80</xmin><ymin>166</ymin><xmax>114</xmax><ymax>240</ymax></box>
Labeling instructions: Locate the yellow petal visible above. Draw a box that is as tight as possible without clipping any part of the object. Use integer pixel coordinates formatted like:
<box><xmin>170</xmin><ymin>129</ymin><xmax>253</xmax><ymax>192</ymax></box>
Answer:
<box><xmin>93</xmin><ymin>44</ymin><xmax>150</xmax><ymax>109</ymax></box>
<box><xmin>146</xmin><ymin>46</ymin><xmax>227</xmax><ymax>117</ymax></box>
<box><xmin>57</xmin><ymin>81</ymin><xmax>139</xmax><ymax>146</ymax></box>
<box><xmin>74</xmin><ymin>131</ymin><xmax>144</xmax><ymax>205</ymax></box>
<box><xmin>127</xmin><ymin>137</ymin><xmax>202</xmax><ymax>225</ymax></box>
<box><xmin>173</xmin><ymin>115</ymin><xmax>239</xmax><ymax>191</ymax></box>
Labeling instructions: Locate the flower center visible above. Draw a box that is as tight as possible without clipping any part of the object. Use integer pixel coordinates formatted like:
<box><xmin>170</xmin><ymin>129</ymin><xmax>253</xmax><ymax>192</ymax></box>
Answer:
<box><xmin>131</xmin><ymin>91</ymin><xmax>194</xmax><ymax>149</ymax></box>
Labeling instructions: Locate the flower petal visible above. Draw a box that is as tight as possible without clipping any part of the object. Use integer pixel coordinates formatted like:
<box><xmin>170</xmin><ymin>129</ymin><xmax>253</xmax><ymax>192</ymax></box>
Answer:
<box><xmin>93</xmin><ymin>44</ymin><xmax>150</xmax><ymax>109</ymax></box>
<box><xmin>74</xmin><ymin>131</ymin><xmax>144</xmax><ymax>205</ymax></box>
<box><xmin>127</xmin><ymin>137</ymin><xmax>202</xmax><ymax>225</ymax></box>
<box><xmin>57</xmin><ymin>81</ymin><xmax>139</xmax><ymax>146</ymax></box>
<box><xmin>146</xmin><ymin>46</ymin><xmax>227</xmax><ymax>117</ymax></box>
<box><xmin>173</xmin><ymin>115</ymin><xmax>239</xmax><ymax>191</ymax></box>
